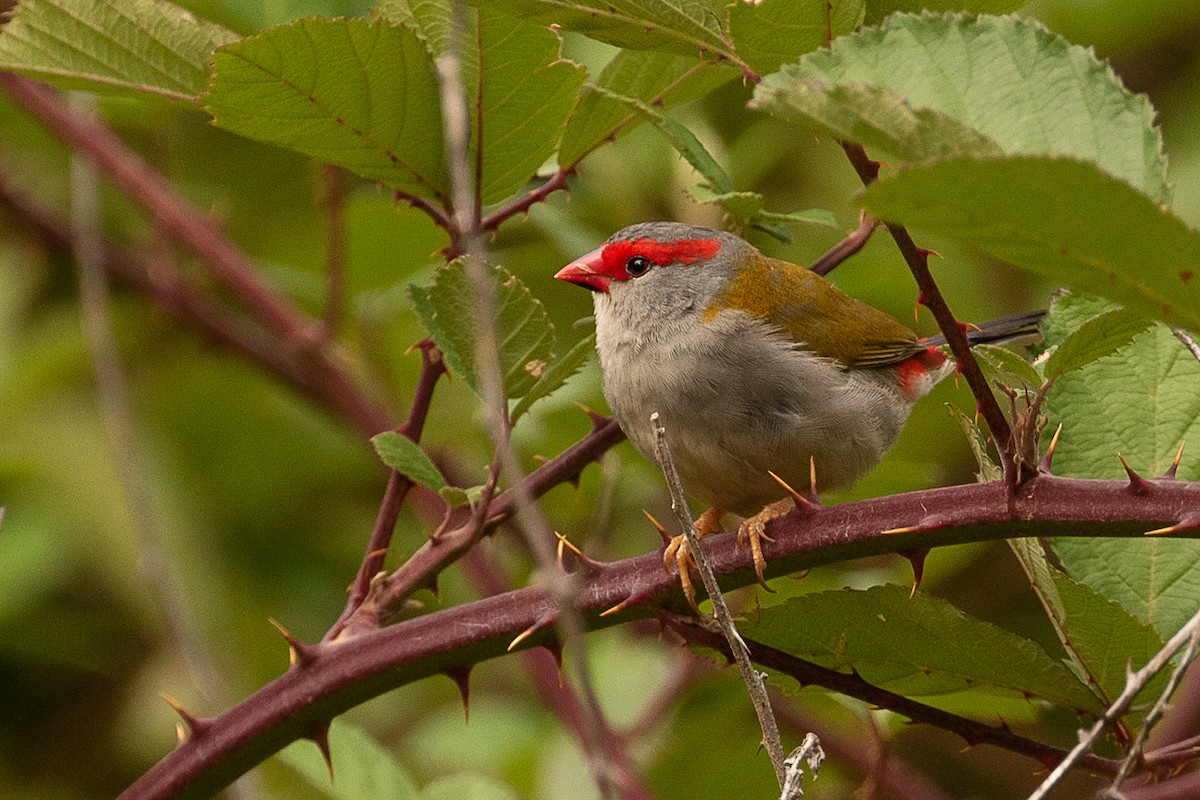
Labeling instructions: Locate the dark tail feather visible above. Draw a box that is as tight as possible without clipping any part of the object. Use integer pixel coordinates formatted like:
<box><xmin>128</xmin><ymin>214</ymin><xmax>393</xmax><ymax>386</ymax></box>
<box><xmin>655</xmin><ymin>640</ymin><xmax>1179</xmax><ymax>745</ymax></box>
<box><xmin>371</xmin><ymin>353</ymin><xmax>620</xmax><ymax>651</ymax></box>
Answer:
<box><xmin>924</xmin><ymin>310</ymin><xmax>1046</xmax><ymax>347</ymax></box>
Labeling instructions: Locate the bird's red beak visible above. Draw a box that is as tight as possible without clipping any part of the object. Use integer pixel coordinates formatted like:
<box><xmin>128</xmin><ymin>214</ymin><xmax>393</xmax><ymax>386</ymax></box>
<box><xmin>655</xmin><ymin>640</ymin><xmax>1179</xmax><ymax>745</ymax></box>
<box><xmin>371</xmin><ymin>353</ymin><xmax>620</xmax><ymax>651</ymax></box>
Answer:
<box><xmin>554</xmin><ymin>247</ymin><xmax>610</xmax><ymax>293</ymax></box>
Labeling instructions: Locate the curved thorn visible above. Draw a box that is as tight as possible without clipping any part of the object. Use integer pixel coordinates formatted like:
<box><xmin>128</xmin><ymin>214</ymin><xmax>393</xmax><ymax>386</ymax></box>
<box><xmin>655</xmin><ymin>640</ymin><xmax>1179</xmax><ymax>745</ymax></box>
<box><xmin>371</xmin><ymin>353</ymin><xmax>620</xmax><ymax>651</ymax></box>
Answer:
<box><xmin>507</xmin><ymin>611</ymin><xmax>557</xmax><ymax>652</ymax></box>
<box><xmin>159</xmin><ymin>693</ymin><xmax>211</xmax><ymax>741</ymax></box>
<box><xmin>269</xmin><ymin>618</ymin><xmax>321</xmax><ymax>668</ymax></box>
<box><xmin>1118</xmin><ymin>453</ymin><xmax>1154</xmax><ymax>494</ymax></box>
<box><xmin>446</xmin><ymin>666</ymin><xmax>472</xmax><ymax>722</ymax></box>
<box><xmin>1039</xmin><ymin>423</ymin><xmax>1063</xmax><ymax>474</ymax></box>
<box><xmin>600</xmin><ymin>587</ymin><xmax>655</xmax><ymax>617</ymax></box>
<box><xmin>303</xmin><ymin>723</ymin><xmax>334</xmax><ymax>781</ymax></box>
<box><xmin>1160</xmin><ymin>441</ymin><xmax>1187</xmax><ymax>480</ymax></box>
<box><xmin>899</xmin><ymin>548</ymin><xmax>928</xmax><ymax>597</ymax></box>
<box><xmin>554</xmin><ymin>530</ymin><xmax>601</xmax><ymax>570</ymax></box>
<box><xmin>767</xmin><ymin>470</ymin><xmax>817</xmax><ymax>510</ymax></box>
<box><xmin>643</xmin><ymin>509</ymin><xmax>671</xmax><ymax>544</ymax></box>
<box><xmin>1146</xmin><ymin>515</ymin><xmax>1200</xmax><ymax>536</ymax></box>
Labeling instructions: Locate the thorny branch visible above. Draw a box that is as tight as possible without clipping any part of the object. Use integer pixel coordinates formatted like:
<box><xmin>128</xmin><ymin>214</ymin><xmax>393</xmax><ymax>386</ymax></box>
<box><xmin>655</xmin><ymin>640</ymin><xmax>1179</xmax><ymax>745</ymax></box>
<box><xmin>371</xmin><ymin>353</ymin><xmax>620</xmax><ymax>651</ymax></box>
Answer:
<box><xmin>838</xmin><ymin>140</ymin><xmax>1018</xmax><ymax>482</ymax></box>
<box><xmin>121</xmin><ymin>472</ymin><xmax>1200</xmax><ymax>800</ymax></box>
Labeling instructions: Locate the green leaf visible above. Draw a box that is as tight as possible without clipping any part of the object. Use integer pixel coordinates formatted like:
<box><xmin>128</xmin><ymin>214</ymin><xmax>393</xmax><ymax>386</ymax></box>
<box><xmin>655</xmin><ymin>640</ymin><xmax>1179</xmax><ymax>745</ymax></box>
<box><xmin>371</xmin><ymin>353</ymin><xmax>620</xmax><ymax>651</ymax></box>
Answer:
<box><xmin>438</xmin><ymin>485</ymin><xmax>483</xmax><ymax>507</ymax></box>
<box><xmin>1008</xmin><ymin>539</ymin><xmax>1168</xmax><ymax>720</ymax></box>
<box><xmin>1039</xmin><ymin>291</ymin><xmax>1121</xmax><ymax>351</ymax></box>
<box><xmin>971</xmin><ymin>343</ymin><xmax>1043</xmax><ymax>390</ymax></box>
<box><xmin>206</xmin><ymin>18</ymin><xmax>449</xmax><ymax>199</ymax></box>
<box><xmin>1043</xmin><ymin>307</ymin><xmax>1154</xmax><ymax>380</ymax></box>
<box><xmin>371</xmin><ymin>432</ymin><xmax>447</xmax><ymax>491</ymax></box>
<box><xmin>947</xmin><ymin>403</ymin><xmax>1001</xmax><ymax>482</ymax></box>
<box><xmin>687</xmin><ymin>185</ymin><xmax>836</xmax><ymax>242</ymax></box>
<box><xmin>727</xmin><ymin>0</ymin><xmax>865</xmax><ymax>75</ymax></box>
<box><xmin>0</xmin><ymin>0</ymin><xmax>237</xmax><ymax>102</ymax></box>
<box><xmin>510</xmin><ymin>331</ymin><xmax>596</xmax><ymax>424</ymax></box>
<box><xmin>745</xmin><ymin>584</ymin><xmax>1103</xmax><ymax>714</ymax></box>
<box><xmin>1047</xmin><ymin>568</ymin><xmax>1169</xmax><ymax>710</ymax></box>
<box><xmin>752</xmin><ymin>80</ymin><xmax>1005</xmax><ymax>162</ymax></box>
<box><xmin>559</xmin><ymin>50</ymin><xmax>737</xmax><ymax>167</ymax></box>
<box><xmin>752</xmin><ymin>13</ymin><xmax>1168</xmax><ymax>202</ymax></box>
<box><xmin>595</xmin><ymin>87</ymin><xmax>733</xmax><ymax>194</ymax></box>
<box><xmin>410</xmin><ymin>260</ymin><xmax>557</xmax><ymax>399</ymax></box>
<box><xmin>278</xmin><ymin>720</ymin><xmax>420</xmax><ymax>799</ymax></box>
<box><xmin>1053</xmin><ymin>536</ymin><xmax>1200</xmax><ymax>642</ymax></box>
<box><xmin>865</xmin><ymin>0</ymin><xmax>1031</xmax><ymax>25</ymax></box>
<box><xmin>469</xmin><ymin>9</ymin><xmax>586</xmax><ymax>204</ymax></box>
<box><xmin>1043</xmin><ymin>320</ymin><xmax>1200</xmax><ymax>639</ymax></box>
<box><xmin>477</xmin><ymin>0</ymin><xmax>737</xmax><ymax>62</ymax></box>
<box><xmin>859</xmin><ymin>156</ymin><xmax>1200</xmax><ymax>334</ymax></box>
<box><xmin>423</xmin><ymin>774</ymin><xmax>519</xmax><ymax>800</ymax></box>
<box><xmin>375</xmin><ymin>0</ymin><xmax>454</xmax><ymax>55</ymax></box>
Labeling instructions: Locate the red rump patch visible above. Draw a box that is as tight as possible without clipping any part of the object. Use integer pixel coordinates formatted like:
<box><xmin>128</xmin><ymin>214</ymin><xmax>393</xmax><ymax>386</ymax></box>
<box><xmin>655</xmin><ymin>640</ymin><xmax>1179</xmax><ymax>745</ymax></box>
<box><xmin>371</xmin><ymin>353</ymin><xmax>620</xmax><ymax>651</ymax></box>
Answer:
<box><xmin>600</xmin><ymin>237</ymin><xmax>721</xmax><ymax>281</ymax></box>
<box><xmin>897</xmin><ymin>347</ymin><xmax>948</xmax><ymax>398</ymax></box>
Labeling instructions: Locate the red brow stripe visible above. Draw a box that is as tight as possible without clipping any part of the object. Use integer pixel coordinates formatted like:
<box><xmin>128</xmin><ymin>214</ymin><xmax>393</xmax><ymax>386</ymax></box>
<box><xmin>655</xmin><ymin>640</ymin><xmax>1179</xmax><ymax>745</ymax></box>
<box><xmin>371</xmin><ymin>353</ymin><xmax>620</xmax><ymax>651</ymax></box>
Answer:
<box><xmin>600</xmin><ymin>237</ymin><xmax>721</xmax><ymax>281</ymax></box>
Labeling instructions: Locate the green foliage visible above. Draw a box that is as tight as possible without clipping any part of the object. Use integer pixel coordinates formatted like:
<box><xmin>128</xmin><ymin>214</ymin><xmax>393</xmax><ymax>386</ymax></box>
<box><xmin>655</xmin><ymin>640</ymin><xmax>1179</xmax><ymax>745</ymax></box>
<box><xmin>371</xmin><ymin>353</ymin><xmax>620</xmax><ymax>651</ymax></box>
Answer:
<box><xmin>727</xmin><ymin>0</ymin><xmax>865</xmax><ymax>74</ymax></box>
<box><xmin>753</xmin><ymin>13</ymin><xmax>1168</xmax><ymax>201</ymax></box>
<box><xmin>1008</xmin><ymin>538</ymin><xmax>1169</xmax><ymax>720</ymax></box>
<box><xmin>467</xmin><ymin>9</ymin><xmax>585</xmax><ymax>204</ymax></box>
<box><xmin>478</xmin><ymin>0</ymin><xmax>735</xmax><ymax>59</ymax></box>
<box><xmin>0</xmin><ymin>0</ymin><xmax>237</xmax><ymax>101</ymax></box>
<box><xmin>747</xmin><ymin>584</ymin><xmax>1105</xmax><ymax>713</ymax></box>
<box><xmin>371</xmin><ymin>432</ymin><xmax>448</xmax><ymax>492</ymax></box>
<box><xmin>207</xmin><ymin>19</ymin><xmax>449</xmax><ymax>197</ymax></box>
<box><xmin>1043</xmin><ymin>307</ymin><xmax>1153</xmax><ymax>380</ymax></box>
<box><xmin>559</xmin><ymin>50</ymin><xmax>737</xmax><ymax>166</ymax></box>
<box><xmin>860</xmin><ymin>157</ymin><xmax>1200</xmax><ymax>332</ymax></box>
<box><xmin>410</xmin><ymin>260</ymin><xmax>587</xmax><ymax>413</ymax></box>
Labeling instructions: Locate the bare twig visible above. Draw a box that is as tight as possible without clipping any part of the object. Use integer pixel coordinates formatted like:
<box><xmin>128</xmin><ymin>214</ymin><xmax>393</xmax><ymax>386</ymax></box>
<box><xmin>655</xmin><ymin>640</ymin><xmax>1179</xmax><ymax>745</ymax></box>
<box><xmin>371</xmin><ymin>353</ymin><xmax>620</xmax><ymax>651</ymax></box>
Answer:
<box><xmin>434</xmin><ymin>5</ymin><xmax>618</xmax><ymax>796</ymax></box>
<box><xmin>808</xmin><ymin>213</ymin><xmax>880</xmax><ymax>277</ymax></box>
<box><xmin>773</xmin><ymin>697</ymin><xmax>956</xmax><ymax>800</ymax></box>
<box><xmin>1172</xmin><ymin>327</ymin><xmax>1200</xmax><ymax>363</ymax></box>
<box><xmin>650</xmin><ymin>411</ymin><xmax>792</xmax><ymax>790</ymax></box>
<box><xmin>838</xmin><ymin>140</ymin><xmax>1017</xmax><ymax>482</ymax></box>
<box><xmin>1104</xmin><ymin>625</ymin><xmax>1200</xmax><ymax>796</ymax></box>
<box><xmin>1028</xmin><ymin>605</ymin><xmax>1200</xmax><ymax>800</ymax></box>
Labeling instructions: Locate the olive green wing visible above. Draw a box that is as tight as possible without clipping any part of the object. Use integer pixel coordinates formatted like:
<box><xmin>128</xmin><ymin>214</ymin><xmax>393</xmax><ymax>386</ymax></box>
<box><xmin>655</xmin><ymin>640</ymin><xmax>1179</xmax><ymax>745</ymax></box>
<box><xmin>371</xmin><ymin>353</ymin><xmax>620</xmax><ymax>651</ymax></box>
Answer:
<box><xmin>711</xmin><ymin>256</ymin><xmax>924</xmax><ymax>368</ymax></box>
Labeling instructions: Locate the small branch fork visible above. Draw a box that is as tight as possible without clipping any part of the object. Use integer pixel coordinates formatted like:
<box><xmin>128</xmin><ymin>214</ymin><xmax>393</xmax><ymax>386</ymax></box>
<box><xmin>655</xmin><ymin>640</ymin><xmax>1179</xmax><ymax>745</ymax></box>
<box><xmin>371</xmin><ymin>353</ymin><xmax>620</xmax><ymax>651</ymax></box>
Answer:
<box><xmin>1029</xmin><ymin>605</ymin><xmax>1200</xmax><ymax>800</ymax></box>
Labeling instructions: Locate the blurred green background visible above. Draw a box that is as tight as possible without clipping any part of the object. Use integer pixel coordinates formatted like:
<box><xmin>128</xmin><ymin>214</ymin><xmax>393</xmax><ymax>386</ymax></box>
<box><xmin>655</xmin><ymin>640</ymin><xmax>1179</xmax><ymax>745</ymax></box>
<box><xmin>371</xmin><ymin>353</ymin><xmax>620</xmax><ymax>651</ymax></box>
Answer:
<box><xmin>1</xmin><ymin>0</ymin><xmax>1198</xmax><ymax>797</ymax></box>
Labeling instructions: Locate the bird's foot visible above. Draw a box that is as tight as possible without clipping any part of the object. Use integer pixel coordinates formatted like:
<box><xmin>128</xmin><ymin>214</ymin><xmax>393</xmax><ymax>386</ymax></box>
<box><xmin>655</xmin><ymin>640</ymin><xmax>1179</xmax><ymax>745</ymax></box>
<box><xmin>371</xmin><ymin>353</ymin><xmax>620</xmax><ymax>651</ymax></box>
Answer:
<box><xmin>662</xmin><ymin>507</ymin><xmax>725</xmax><ymax>613</ymax></box>
<box><xmin>736</xmin><ymin>497</ymin><xmax>800</xmax><ymax>591</ymax></box>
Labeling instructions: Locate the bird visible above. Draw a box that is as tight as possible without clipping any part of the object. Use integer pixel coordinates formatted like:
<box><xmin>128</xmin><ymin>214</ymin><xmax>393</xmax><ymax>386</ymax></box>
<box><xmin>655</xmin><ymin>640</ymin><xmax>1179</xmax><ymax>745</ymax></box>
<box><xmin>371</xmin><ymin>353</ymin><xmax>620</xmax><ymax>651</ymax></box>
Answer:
<box><xmin>555</xmin><ymin>221</ymin><xmax>1042</xmax><ymax>599</ymax></box>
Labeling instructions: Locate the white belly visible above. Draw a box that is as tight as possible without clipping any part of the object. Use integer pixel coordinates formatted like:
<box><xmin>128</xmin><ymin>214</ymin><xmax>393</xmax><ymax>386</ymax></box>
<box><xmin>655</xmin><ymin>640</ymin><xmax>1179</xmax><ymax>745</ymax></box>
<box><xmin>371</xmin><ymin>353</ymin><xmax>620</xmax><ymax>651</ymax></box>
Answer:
<box><xmin>597</xmin><ymin>310</ymin><xmax>918</xmax><ymax>515</ymax></box>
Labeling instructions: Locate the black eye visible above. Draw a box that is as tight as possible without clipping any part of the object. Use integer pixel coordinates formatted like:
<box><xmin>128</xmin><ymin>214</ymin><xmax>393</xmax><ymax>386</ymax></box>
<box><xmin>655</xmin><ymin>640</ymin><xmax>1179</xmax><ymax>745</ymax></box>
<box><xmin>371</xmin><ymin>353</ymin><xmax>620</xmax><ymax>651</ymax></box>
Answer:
<box><xmin>626</xmin><ymin>256</ymin><xmax>651</xmax><ymax>277</ymax></box>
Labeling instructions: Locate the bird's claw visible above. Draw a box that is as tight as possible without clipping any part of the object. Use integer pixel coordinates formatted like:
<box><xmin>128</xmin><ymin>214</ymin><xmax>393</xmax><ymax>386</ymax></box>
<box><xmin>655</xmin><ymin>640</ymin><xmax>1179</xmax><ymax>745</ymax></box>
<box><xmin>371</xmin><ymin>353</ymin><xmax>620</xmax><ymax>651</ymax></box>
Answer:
<box><xmin>661</xmin><ymin>507</ymin><xmax>725</xmax><ymax>613</ymax></box>
<box><xmin>737</xmin><ymin>498</ymin><xmax>796</xmax><ymax>593</ymax></box>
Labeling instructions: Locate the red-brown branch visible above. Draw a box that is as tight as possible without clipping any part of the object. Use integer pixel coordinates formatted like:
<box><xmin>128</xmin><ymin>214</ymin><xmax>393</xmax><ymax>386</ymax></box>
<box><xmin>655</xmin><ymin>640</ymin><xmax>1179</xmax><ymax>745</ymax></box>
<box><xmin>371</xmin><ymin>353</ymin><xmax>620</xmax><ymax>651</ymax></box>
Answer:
<box><xmin>121</xmin><ymin>473</ymin><xmax>1200</xmax><ymax>799</ymax></box>
<box><xmin>839</xmin><ymin>141</ymin><xmax>1016</xmax><ymax>479</ymax></box>
<box><xmin>0</xmin><ymin>72</ymin><xmax>392</xmax><ymax>439</ymax></box>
